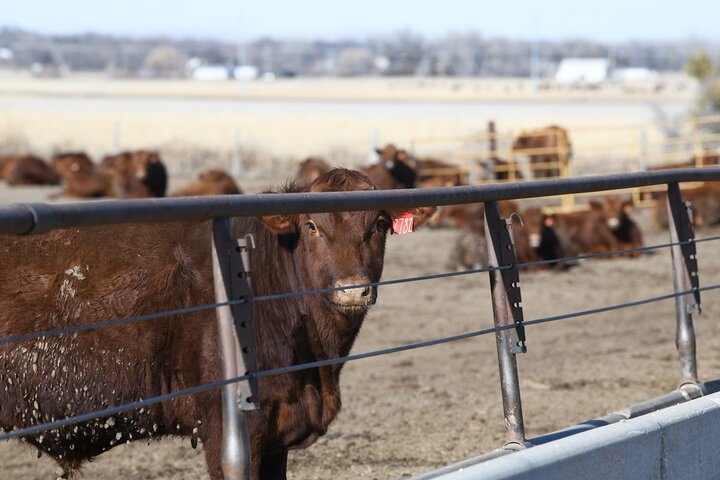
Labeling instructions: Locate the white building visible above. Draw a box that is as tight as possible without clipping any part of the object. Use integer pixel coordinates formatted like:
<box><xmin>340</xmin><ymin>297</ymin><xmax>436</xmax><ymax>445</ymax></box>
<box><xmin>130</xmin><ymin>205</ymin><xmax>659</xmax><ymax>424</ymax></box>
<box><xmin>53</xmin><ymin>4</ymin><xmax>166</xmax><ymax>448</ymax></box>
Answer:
<box><xmin>554</xmin><ymin>58</ymin><xmax>610</xmax><ymax>85</ymax></box>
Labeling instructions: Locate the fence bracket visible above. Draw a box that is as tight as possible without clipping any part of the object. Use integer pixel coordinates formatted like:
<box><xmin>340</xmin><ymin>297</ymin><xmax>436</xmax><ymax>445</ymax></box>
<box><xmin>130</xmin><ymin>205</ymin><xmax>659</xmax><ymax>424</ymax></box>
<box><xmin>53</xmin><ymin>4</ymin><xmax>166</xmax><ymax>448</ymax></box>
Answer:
<box><xmin>485</xmin><ymin>201</ymin><xmax>527</xmax><ymax>446</ymax></box>
<box><xmin>212</xmin><ymin>218</ymin><xmax>260</xmax><ymax>480</ymax></box>
<box><xmin>666</xmin><ymin>183</ymin><xmax>701</xmax><ymax>386</ymax></box>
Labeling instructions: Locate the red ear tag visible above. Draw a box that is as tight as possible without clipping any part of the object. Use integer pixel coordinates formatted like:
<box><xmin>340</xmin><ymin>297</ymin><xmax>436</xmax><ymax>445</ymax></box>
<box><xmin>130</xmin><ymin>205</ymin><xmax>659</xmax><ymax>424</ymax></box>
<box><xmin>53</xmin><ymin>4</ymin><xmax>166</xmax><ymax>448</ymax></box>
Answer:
<box><xmin>392</xmin><ymin>212</ymin><xmax>414</xmax><ymax>235</ymax></box>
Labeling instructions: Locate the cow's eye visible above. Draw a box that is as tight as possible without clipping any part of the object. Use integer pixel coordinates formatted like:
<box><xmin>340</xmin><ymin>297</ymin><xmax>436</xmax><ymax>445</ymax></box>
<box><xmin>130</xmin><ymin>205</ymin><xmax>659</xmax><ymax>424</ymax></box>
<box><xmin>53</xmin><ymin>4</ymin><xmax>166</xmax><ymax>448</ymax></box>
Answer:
<box><xmin>375</xmin><ymin>217</ymin><xmax>390</xmax><ymax>232</ymax></box>
<box><xmin>306</xmin><ymin>221</ymin><xmax>318</xmax><ymax>233</ymax></box>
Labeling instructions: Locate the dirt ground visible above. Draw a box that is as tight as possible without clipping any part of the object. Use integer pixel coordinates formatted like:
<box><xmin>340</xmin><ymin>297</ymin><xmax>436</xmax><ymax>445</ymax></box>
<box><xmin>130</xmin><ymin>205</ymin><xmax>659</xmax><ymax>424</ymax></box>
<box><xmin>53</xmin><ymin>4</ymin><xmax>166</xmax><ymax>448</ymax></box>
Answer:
<box><xmin>0</xmin><ymin>179</ymin><xmax>719</xmax><ymax>479</ymax></box>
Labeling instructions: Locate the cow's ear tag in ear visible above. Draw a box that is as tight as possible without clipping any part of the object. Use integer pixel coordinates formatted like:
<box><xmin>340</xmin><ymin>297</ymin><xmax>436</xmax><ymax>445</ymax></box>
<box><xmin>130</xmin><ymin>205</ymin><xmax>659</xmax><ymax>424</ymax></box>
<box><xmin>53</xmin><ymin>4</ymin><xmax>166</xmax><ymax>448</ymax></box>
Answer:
<box><xmin>392</xmin><ymin>212</ymin><xmax>414</xmax><ymax>235</ymax></box>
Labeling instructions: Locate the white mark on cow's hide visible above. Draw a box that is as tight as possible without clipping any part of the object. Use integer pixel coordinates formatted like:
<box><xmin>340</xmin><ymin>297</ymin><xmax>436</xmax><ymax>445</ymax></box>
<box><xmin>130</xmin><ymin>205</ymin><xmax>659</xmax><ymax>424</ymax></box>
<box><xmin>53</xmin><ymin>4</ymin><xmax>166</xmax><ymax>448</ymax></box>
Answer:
<box><xmin>59</xmin><ymin>279</ymin><xmax>76</xmax><ymax>301</ymax></box>
<box><xmin>64</xmin><ymin>266</ymin><xmax>86</xmax><ymax>281</ymax></box>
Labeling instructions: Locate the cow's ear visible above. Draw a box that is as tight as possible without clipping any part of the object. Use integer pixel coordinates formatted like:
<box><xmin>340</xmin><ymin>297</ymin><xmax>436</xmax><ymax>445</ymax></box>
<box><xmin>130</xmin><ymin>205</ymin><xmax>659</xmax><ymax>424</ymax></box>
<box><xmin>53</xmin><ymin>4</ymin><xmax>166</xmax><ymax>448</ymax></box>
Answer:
<box><xmin>258</xmin><ymin>214</ymin><xmax>297</xmax><ymax>233</ymax></box>
<box><xmin>389</xmin><ymin>207</ymin><xmax>437</xmax><ymax>231</ymax></box>
<box><xmin>589</xmin><ymin>201</ymin><xmax>602</xmax><ymax>211</ymax></box>
<box><xmin>375</xmin><ymin>148</ymin><xmax>383</xmax><ymax>155</ymax></box>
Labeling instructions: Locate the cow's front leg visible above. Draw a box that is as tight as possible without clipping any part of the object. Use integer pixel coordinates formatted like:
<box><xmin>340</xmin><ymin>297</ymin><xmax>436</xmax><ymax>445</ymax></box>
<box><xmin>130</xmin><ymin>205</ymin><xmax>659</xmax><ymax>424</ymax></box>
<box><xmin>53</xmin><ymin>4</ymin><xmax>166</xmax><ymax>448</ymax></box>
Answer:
<box><xmin>259</xmin><ymin>449</ymin><xmax>288</xmax><ymax>480</ymax></box>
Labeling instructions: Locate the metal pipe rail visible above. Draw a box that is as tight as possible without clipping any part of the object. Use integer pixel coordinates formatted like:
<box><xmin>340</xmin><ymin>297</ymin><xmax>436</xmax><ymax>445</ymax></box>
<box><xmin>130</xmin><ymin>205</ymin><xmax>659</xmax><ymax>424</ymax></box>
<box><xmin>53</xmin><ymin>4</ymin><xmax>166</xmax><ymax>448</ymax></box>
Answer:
<box><xmin>3</xmin><ymin>169</ymin><xmax>720</xmax><ymax>236</ymax></box>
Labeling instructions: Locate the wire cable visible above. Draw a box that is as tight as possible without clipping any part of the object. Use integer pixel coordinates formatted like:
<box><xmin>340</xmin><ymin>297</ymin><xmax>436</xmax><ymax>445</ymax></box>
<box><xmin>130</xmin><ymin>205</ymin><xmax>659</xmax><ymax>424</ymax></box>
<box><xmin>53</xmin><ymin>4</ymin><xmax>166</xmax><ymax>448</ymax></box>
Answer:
<box><xmin>3</xmin><ymin>282</ymin><xmax>718</xmax><ymax>441</ymax></box>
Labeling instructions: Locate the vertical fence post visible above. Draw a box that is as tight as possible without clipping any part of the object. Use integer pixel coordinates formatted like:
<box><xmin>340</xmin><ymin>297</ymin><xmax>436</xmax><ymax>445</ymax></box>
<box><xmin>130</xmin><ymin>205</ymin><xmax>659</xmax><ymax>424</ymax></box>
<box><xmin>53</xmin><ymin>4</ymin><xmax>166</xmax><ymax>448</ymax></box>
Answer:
<box><xmin>666</xmin><ymin>183</ymin><xmax>701</xmax><ymax>386</ymax></box>
<box><xmin>485</xmin><ymin>202</ymin><xmax>527</xmax><ymax>447</ymax></box>
<box><xmin>212</xmin><ymin>218</ymin><xmax>260</xmax><ymax>479</ymax></box>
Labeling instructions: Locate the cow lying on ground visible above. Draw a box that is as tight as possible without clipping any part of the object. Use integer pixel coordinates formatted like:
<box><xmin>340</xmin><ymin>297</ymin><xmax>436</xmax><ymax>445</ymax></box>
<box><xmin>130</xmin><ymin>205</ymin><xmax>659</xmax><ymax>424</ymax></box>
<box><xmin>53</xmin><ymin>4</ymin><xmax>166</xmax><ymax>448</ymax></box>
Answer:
<box><xmin>102</xmin><ymin>150</ymin><xmax>167</xmax><ymax>198</ymax></box>
<box><xmin>445</xmin><ymin>201</ymin><xmax>544</xmax><ymax>271</ymax></box>
<box><xmin>522</xmin><ymin>205</ymin><xmax>618</xmax><ymax>262</ymax></box>
<box><xmin>296</xmin><ymin>157</ymin><xmax>332</xmax><ymax>186</ymax></box>
<box><xmin>370</xmin><ymin>144</ymin><xmax>462</xmax><ymax>189</ymax></box>
<box><xmin>52</xmin><ymin>152</ymin><xmax>109</xmax><ymax>198</ymax></box>
<box><xmin>654</xmin><ymin>183</ymin><xmax>720</xmax><ymax>229</ymax></box>
<box><xmin>591</xmin><ymin>196</ymin><xmax>643</xmax><ymax>255</ymax></box>
<box><xmin>171</xmin><ymin>169</ymin><xmax>242</xmax><ymax>196</ymax></box>
<box><xmin>512</xmin><ymin>125</ymin><xmax>572</xmax><ymax>178</ymax></box>
<box><xmin>0</xmin><ymin>168</ymin><xmax>435</xmax><ymax>480</ymax></box>
<box><xmin>0</xmin><ymin>155</ymin><xmax>60</xmax><ymax>185</ymax></box>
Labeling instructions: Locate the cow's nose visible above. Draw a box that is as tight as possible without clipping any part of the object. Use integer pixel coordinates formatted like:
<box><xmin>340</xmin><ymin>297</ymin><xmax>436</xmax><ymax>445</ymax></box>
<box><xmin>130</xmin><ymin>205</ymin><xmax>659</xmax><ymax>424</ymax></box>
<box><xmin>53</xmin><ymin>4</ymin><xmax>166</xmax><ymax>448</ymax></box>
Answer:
<box><xmin>333</xmin><ymin>277</ymin><xmax>375</xmax><ymax>306</ymax></box>
<box><xmin>607</xmin><ymin>217</ymin><xmax>620</xmax><ymax>230</ymax></box>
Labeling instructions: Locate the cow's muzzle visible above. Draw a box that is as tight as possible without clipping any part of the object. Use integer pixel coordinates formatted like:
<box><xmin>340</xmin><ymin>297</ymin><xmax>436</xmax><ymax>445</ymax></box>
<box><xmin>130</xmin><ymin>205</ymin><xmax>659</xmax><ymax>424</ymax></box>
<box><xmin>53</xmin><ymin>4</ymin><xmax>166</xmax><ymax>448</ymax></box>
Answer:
<box><xmin>332</xmin><ymin>277</ymin><xmax>376</xmax><ymax>314</ymax></box>
<box><xmin>607</xmin><ymin>218</ymin><xmax>620</xmax><ymax>230</ymax></box>
<box><xmin>529</xmin><ymin>233</ymin><xmax>541</xmax><ymax>248</ymax></box>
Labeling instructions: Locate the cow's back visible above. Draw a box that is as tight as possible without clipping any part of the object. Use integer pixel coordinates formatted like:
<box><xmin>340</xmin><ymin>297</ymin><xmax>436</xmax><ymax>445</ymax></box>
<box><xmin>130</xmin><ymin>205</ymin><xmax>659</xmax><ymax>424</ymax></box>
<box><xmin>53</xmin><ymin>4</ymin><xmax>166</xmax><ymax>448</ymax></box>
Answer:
<box><xmin>0</xmin><ymin>221</ymin><xmax>220</xmax><ymax>464</ymax></box>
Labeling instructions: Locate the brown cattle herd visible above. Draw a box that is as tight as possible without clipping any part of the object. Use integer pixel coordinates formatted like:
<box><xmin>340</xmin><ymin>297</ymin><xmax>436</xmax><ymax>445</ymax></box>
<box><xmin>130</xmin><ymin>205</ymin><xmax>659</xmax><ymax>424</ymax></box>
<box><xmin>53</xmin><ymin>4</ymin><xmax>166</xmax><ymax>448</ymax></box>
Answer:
<box><xmin>0</xmin><ymin>127</ymin><xmax>719</xmax><ymax>479</ymax></box>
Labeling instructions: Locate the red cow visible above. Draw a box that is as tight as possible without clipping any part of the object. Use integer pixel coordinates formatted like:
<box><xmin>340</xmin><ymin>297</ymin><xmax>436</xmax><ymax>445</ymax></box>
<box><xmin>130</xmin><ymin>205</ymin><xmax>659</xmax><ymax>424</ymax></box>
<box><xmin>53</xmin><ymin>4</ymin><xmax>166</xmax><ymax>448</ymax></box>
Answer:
<box><xmin>512</xmin><ymin>125</ymin><xmax>572</xmax><ymax>178</ymax></box>
<box><xmin>522</xmin><ymin>206</ymin><xmax>618</xmax><ymax>260</ymax></box>
<box><xmin>0</xmin><ymin>168</ymin><xmax>435</xmax><ymax>479</ymax></box>
<box><xmin>591</xmin><ymin>196</ymin><xmax>643</xmax><ymax>255</ymax></box>
<box><xmin>0</xmin><ymin>155</ymin><xmax>60</xmax><ymax>186</ymax></box>
<box><xmin>102</xmin><ymin>150</ymin><xmax>167</xmax><ymax>198</ymax></box>
<box><xmin>52</xmin><ymin>152</ymin><xmax>109</xmax><ymax>198</ymax></box>
<box><xmin>296</xmin><ymin>157</ymin><xmax>332</xmax><ymax>186</ymax></box>
<box><xmin>171</xmin><ymin>169</ymin><xmax>243</xmax><ymax>196</ymax></box>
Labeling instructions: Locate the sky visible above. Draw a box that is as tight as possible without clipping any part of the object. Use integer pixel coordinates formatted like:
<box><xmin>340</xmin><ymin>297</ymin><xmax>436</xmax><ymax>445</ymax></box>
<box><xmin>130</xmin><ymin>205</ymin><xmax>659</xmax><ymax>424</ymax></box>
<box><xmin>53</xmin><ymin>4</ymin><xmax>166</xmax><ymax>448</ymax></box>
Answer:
<box><xmin>0</xmin><ymin>0</ymin><xmax>718</xmax><ymax>43</ymax></box>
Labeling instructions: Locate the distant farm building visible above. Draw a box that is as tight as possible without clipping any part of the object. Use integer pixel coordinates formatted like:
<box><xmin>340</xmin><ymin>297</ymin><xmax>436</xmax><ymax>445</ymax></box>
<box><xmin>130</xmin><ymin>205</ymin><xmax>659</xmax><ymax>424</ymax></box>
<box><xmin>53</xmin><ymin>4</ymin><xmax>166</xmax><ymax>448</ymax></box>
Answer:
<box><xmin>555</xmin><ymin>58</ymin><xmax>609</xmax><ymax>85</ymax></box>
<box><xmin>192</xmin><ymin>65</ymin><xmax>233</xmax><ymax>81</ymax></box>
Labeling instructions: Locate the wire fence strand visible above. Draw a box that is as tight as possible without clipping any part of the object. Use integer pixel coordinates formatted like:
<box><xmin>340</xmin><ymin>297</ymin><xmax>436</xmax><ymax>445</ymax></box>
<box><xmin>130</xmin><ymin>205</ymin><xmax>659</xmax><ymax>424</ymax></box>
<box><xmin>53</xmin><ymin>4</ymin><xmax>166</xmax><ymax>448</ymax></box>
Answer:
<box><xmin>2</xmin><ymin>234</ymin><xmax>719</xmax><ymax>346</ymax></box>
<box><xmin>3</xmin><ymin>282</ymin><xmax>719</xmax><ymax>442</ymax></box>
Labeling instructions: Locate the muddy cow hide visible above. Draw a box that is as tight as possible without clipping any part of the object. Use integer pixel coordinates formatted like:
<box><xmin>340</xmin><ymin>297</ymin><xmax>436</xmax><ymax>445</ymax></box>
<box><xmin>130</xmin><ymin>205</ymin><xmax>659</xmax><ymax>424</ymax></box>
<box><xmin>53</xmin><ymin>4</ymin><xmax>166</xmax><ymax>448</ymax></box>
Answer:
<box><xmin>0</xmin><ymin>155</ymin><xmax>60</xmax><ymax>186</ymax></box>
<box><xmin>171</xmin><ymin>169</ymin><xmax>242</xmax><ymax>197</ymax></box>
<box><xmin>0</xmin><ymin>168</ymin><xmax>435</xmax><ymax>480</ymax></box>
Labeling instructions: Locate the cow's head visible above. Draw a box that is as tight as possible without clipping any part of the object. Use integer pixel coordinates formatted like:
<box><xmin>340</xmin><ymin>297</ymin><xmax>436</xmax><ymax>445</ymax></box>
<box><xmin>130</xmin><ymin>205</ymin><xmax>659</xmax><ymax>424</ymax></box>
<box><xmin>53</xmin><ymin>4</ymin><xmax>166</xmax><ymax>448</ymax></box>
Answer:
<box><xmin>52</xmin><ymin>152</ymin><xmax>94</xmax><ymax>177</ymax></box>
<box><xmin>592</xmin><ymin>196</ymin><xmax>632</xmax><ymax>231</ymax></box>
<box><xmin>521</xmin><ymin>206</ymin><xmax>555</xmax><ymax>249</ymax></box>
<box><xmin>259</xmin><ymin>168</ymin><xmax>434</xmax><ymax>322</ymax></box>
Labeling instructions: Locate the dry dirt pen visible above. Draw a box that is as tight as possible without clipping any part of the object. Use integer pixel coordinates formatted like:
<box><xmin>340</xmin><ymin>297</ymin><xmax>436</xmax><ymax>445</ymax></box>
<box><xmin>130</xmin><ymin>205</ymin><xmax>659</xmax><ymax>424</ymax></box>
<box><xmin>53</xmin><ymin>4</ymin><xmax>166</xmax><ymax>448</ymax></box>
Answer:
<box><xmin>0</xmin><ymin>170</ymin><xmax>719</xmax><ymax>479</ymax></box>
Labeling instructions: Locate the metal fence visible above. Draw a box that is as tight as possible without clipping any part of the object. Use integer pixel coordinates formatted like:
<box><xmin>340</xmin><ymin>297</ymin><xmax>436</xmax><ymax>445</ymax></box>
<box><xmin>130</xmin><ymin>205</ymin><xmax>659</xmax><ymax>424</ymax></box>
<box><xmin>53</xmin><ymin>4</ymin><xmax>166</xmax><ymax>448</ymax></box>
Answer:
<box><xmin>1</xmin><ymin>168</ymin><xmax>720</xmax><ymax>479</ymax></box>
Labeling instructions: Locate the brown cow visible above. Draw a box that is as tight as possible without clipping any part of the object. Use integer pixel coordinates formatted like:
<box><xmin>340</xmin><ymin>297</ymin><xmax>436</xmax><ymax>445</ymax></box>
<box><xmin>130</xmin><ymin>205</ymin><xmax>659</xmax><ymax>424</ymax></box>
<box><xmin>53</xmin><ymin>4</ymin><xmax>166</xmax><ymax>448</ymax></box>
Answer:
<box><xmin>0</xmin><ymin>168</ymin><xmax>435</xmax><ymax>479</ymax></box>
<box><xmin>52</xmin><ymin>152</ymin><xmax>109</xmax><ymax>198</ymax></box>
<box><xmin>592</xmin><ymin>196</ymin><xmax>643</xmax><ymax>255</ymax></box>
<box><xmin>512</xmin><ymin>125</ymin><xmax>572</xmax><ymax>178</ymax></box>
<box><xmin>445</xmin><ymin>201</ymin><xmax>542</xmax><ymax>271</ymax></box>
<box><xmin>171</xmin><ymin>169</ymin><xmax>243</xmax><ymax>196</ymax></box>
<box><xmin>373</xmin><ymin>144</ymin><xmax>461</xmax><ymax>189</ymax></box>
<box><xmin>361</xmin><ymin>144</ymin><xmax>416</xmax><ymax>190</ymax></box>
<box><xmin>522</xmin><ymin>206</ymin><xmax>618</xmax><ymax>260</ymax></box>
<box><xmin>654</xmin><ymin>183</ymin><xmax>720</xmax><ymax>229</ymax></box>
<box><xmin>102</xmin><ymin>150</ymin><xmax>167</xmax><ymax>198</ymax></box>
<box><xmin>296</xmin><ymin>157</ymin><xmax>332</xmax><ymax>186</ymax></box>
<box><xmin>0</xmin><ymin>155</ymin><xmax>60</xmax><ymax>186</ymax></box>
<box><xmin>648</xmin><ymin>152</ymin><xmax>720</xmax><ymax>171</ymax></box>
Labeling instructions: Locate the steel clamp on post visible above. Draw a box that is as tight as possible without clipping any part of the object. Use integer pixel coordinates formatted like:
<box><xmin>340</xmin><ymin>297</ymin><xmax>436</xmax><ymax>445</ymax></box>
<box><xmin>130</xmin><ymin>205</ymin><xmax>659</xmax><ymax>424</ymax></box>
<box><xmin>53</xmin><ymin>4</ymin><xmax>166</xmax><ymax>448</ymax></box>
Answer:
<box><xmin>666</xmin><ymin>183</ymin><xmax>701</xmax><ymax>387</ymax></box>
<box><xmin>212</xmin><ymin>218</ymin><xmax>260</xmax><ymax>480</ymax></box>
<box><xmin>484</xmin><ymin>202</ymin><xmax>527</xmax><ymax>447</ymax></box>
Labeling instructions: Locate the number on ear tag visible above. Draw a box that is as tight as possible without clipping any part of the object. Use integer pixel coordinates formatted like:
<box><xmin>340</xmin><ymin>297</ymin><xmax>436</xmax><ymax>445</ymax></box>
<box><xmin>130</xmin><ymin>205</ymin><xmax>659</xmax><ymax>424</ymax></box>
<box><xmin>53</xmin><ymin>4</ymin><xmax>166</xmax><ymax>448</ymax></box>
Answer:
<box><xmin>392</xmin><ymin>213</ymin><xmax>414</xmax><ymax>235</ymax></box>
